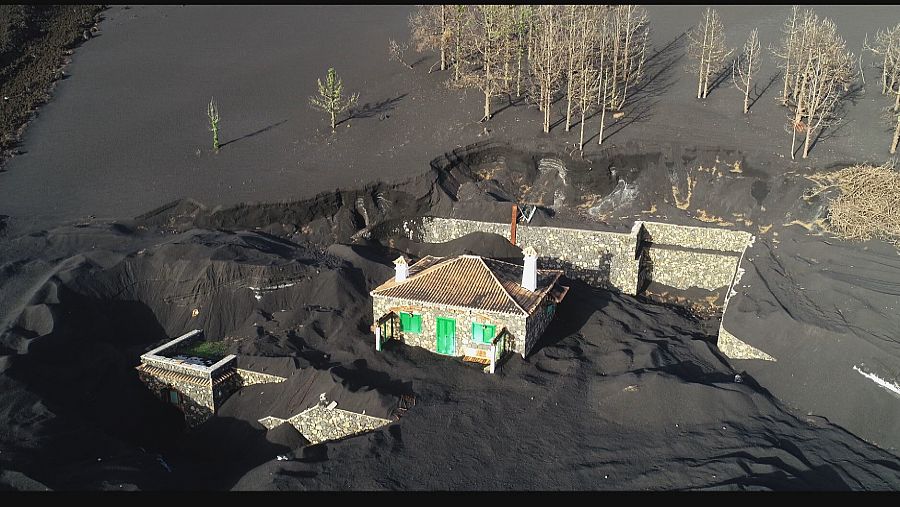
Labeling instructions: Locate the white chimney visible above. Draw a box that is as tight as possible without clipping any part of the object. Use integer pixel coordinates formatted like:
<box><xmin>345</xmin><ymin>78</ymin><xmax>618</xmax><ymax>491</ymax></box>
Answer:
<box><xmin>522</xmin><ymin>246</ymin><xmax>537</xmax><ymax>291</ymax></box>
<box><xmin>394</xmin><ymin>256</ymin><xmax>409</xmax><ymax>282</ymax></box>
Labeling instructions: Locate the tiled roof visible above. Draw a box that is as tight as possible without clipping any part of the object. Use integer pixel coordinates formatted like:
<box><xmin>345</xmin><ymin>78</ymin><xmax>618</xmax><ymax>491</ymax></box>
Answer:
<box><xmin>136</xmin><ymin>363</ymin><xmax>211</xmax><ymax>386</ymax></box>
<box><xmin>370</xmin><ymin>255</ymin><xmax>564</xmax><ymax>315</ymax></box>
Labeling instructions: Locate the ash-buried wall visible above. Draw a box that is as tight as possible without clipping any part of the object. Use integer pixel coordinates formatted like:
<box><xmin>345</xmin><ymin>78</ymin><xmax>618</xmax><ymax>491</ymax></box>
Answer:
<box><xmin>375</xmin><ymin>216</ymin><xmax>752</xmax><ymax>304</ymax></box>
<box><xmin>638</xmin><ymin>222</ymin><xmax>751</xmax><ymax>294</ymax></box>
<box><xmin>382</xmin><ymin>216</ymin><xmax>640</xmax><ymax>295</ymax></box>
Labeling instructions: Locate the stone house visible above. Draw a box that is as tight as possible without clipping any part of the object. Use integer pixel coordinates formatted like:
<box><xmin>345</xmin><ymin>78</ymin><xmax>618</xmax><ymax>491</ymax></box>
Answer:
<box><xmin>136</xmin><ymin>330</ymin><xmax>286</xmax><ymax>428</ymax></box>
<box><xmin>370</xmin><ymin>247</ymin><xmax>569</xmax><ymax>372</ymax></box>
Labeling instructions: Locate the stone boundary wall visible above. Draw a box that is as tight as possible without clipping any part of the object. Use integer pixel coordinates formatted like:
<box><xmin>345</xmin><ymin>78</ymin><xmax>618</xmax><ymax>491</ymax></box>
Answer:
<box><xmin>384</xmin><ymin>216</ymin><xmax>640</xmax><ymax>294</ymax></box>
<box><xmin>641</xmin><ymin>221</ymin><xmax>751</xmax><ymax>253</ymax></box>
<box><xmin>259</xmin><ymin>405</ymin><xmax>393</xmax><ymax>445</ymax></box>
<box><xmin>645</xmin><ymin>248</ymin><xmax>740</xmax><ymax>291</ymax></box>
<box><xmin>716</xmin><ymin>235</ymin><xmax>777</xmax><ymax>361</ymax></box>
<box><xmin>639</xmin><ymin>221</ymin><xmax>752</xmax><ymax>292</ymax></box>
<box><xmin>236</xmin><ymin>368</ymin><xmax>287</xmax><ymax>386</ymax></box>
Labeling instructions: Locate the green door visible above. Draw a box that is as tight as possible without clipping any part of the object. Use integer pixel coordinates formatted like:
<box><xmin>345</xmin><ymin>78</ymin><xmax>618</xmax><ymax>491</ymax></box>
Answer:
<box><xmin>435</xmin><ymin>317</ymin><xmax>456</xmax><ymax>355</ymax></box>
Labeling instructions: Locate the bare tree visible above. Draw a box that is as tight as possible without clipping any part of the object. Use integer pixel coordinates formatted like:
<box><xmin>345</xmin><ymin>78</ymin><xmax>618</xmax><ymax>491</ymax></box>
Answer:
<box><xmin>863</xmin><ymin>22</ymin><xmax>900</xmax><ymax>96</ymax></box>
<box><xmin>732</xmin><ymin>28</ymin><xmax>761</xmax><ymax>114</ymax></box>
<box><xmin>563</xmin><ymin>4</ymin><xmax>578</xmax><ymax>132</ymax></box>
<box><xmin>456</xmin><ymin>5</ymin><xmax>512</xmax><ymax>122</ymax></box>
<box><xmin>389</xmin><ymin>39</ymin><xmax>414</xmax><ymax>69</ymax></box>
<box><xmin>593</xmin><ymin>8</ymin><xmax>614</xmax><ymax>145</ymax></box>
<box><xmin>512</xmin><ymin>5</ymin><xmax>533</xmax><ymax>97</ymax></box>
<box><xmin>865</xmin><ymin>23</ymin><xmax>900</xmax><ymax>153</ymax></box>
<box><xmin>686</xmin><ymin>7</ymin><xmax>732</xmax><ymax>99</ymax></box>
<box><xmin>785</xmin><ymin>15</ymin><xmax>855</xmax><ymax>159</ymax></box>
<box><xmin>772</xmin><ymin>6</ymin><xmax>802</xmax><ymax>105</ymax></box>
<box><xmin>309</xmin><ymin>67</ymin><xmax>359</xmax><ymax>134</ymax></box>
<box><xmin>572</xmin><ymin>5</ymin><xmax>603</xmax><ymax>151</ymax></box>
<box><xmin>409</xmin><ymin>5</ymin><xmax>450</xmax><ymax>72</ymax></box>
<box><xmin>607</xmin><ymin>5</ymin><xmax>650</xmax><ymax>110</ymax></box>
<box><xmin>528</xmin><ymin>5</ymin><xmax>566</xmax><ymax>133</ymax></box>
<box><xmin>450</xmin><ymin>5</ymin><xmax>469</xmax><ymax>82</ymax></box>
<box><xmin>207</xmin><ymin>97</ymin><xmax>220</xmax><ymax>151</ymax></box>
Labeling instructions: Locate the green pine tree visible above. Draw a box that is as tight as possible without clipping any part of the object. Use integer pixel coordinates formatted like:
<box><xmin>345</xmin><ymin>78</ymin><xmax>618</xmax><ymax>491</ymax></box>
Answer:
<box><xmin>309</xmin><ymin>67</ymin><xmax>359</xmax><ymax>133</ymax></box>
<box><xmin>207</xmin><ymin>97</ymin><xmax>220</xmax><ymax>151</ymax></box>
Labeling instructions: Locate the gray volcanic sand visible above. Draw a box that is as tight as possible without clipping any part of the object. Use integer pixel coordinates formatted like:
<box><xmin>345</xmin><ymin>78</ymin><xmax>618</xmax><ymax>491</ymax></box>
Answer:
<box><xmin>1</xmin><ymin>5</ymin><xmax>897</xmax><ymax>233</ymax></box>
<box><xmin>2</xmin><ymin>4</ymin><xmax>900</xmax><ymax>491</ymax></box>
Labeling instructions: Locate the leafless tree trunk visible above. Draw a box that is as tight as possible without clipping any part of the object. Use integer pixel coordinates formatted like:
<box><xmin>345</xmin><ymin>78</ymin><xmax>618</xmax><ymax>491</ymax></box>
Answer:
<box><xmin>605</xmin><ymin>5</ymin><xmax>649</xmax><ymax>111</ymax></box>
<box><xmin>864</xmin><ymin>23</ymin><xmax>900</xmax><ymax>96</ymax></box>
<box><xmin>440</xmin><ymin>5</ymin><xmax>447</xmax><ymax>70</ymax></box>
<box><xmin>866</xmin><ymin>23</ymin><xmax>900</xmax><ymax>152</ymax></box>
<box><xmin>529</xmin><ymin>5</ymin><xmax>565</xmax><ymax>133</ymax></box>
<box><xmin>599</xmin><ymin>65</ymin><xmax>611</xmax><ymax>145</ymax></box>
<box><xmin>687</xmin><ymin>7</ymin><xmax>732</xmax><ymax>100</ymax></box>
<box><xmin>452</xmin><ymin>5</ymin><xmax>467</xmax><ymax>82</ymax></box>
<box><xmin>572</xmin><ymin>5</ymin><xmax>601</xmax><ymax>151</ymax></box>
<box><xmin>514</xmin><ymin>6</ymin><xmax>532</xmax><ymax>98</ymax></box>
<box><xmin>456</xmin><ymin>5</ymin><xmax>515</xmax><ymax>122</ymax></box>
<box><xmin>733</xmin><ymin>28</ymin><xmax>761</xmax><ymax>114</ymax></box>
<box><xmin>410</xmin><ymin>5</ymin><xmax>450</xmax><ymax>72</ymax></box>
<box><xmin>594</xmin><ymin>9</ymin><xmax>612</xmax><ymax>145</ymax></box>
<box><xmin>892</xmin><ymin>108</ymin><xmax>900</xmax><ymax>154</ymax></box>
<box><xmin>564</xmin><ymin>4</ymin><xmax>578</xmax><ymax>132</ymax></box>
<box><xmin>784</xmin><ymin>15</ymin><xmax>854</xmax><ymax>159</ymax></box>
<box><xmin>772</xmin><ymin>6</ymin><xmax>801</xmax><ymax>105</ymax></box>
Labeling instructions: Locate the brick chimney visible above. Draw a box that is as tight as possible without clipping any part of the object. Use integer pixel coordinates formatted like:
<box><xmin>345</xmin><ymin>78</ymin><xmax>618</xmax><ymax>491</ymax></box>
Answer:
<box><xmin>522</xmin><ymin>246</ymin><xmax>537</xmax><ymax>291</ymax></box>
<box><xmin>510</xmin><ymin>204</ymin><xmax>518</xmax><ymax>245</ymax></box>
<box><xmin>394</xmin><ymin>256</ymin><xmax>409</xmax><ymax>282</ymax></box>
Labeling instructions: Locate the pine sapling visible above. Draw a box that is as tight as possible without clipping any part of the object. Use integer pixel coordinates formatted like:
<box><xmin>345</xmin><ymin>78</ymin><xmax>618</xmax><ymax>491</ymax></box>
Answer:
<box><xmin>207</xmin><ymin>97</ymin><xmax>220</xmax><ymax>151</ymax></box>
<box><xmin>309</xmin><ymin>67</ymin><xmax>359</xmax><ymax>134</ymax></box>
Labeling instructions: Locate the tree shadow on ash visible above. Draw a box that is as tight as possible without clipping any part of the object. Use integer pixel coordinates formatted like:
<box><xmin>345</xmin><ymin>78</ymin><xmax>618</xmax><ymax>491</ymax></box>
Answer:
<box><xmin>705</xmin><ymin>59</ymin><xmax>735</xmax><ymax>98</ymax></box>
<box><xmin>410</xmin><ymin>55</ymin><xmax>428</xmax><ymax>68</ymax></box>
<box><xmin>747</xmin><ymin>71</ymin><xmax>780</xmax><ymax>113</ymax></box>
<box><xmin>219</xmin><ymin>120</ymin><xmax>288</xmax><ymax>148</ymax></box>
<box><xmin>492</xmin><ymin>93</ymin><xmax>529</xmax><ymax>119</ymax></box>
<box><xmin>340</xmin><ymin>94</ymin><xmax>408</xmax><ymax>125</ymax></box>
<box><xmin>802</xmin><ymin>82</ymin><xmax>865</xmax><ymax>157</ymax></box>
<box><xmin>586</xmin><ymin>31</ymin><xmax>686</xmax><ymax>144</ymax></box>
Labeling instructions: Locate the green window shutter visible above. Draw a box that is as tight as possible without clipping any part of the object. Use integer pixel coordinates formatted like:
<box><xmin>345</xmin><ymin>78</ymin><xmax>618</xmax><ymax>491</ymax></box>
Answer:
<box><xmin>484</xmin><ymin>325</ymin><xmax>496</xmax><ymax>344</ymax></box>
<box><xmin>472</xmin><ymin>323</ymin><xmax>496</xmax><ymax>344</ymax></box>
<box><xmin>411</xmin><ymin>314</ymin><xmax>422</xmax><ymax>333</ymax></box>
<box><xmin>399</xmin><ymin>312</ymin><xmax>410</xmax><ymax>331</ymax></box>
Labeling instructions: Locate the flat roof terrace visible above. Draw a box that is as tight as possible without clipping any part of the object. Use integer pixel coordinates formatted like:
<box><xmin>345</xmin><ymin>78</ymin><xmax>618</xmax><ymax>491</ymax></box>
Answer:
<box><xmin>140</xmin><ymin>329</ymin><xmax>236</xmax><ymax>379</ymax></box>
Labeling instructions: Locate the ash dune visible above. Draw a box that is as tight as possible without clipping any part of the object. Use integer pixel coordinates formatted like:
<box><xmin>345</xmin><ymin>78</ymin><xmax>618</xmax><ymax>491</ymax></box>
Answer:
<box><xmin>2</xmin><ymin>4</ymin><xmax>900</xmax><ymax>491</ymax></box>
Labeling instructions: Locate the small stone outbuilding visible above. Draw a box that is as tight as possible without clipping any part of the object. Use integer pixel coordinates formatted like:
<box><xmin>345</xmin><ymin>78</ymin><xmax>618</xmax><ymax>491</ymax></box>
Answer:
<box><xmin>136</xmin><ymin>331</ymin><xmax>286</xmax><ymax>428</ymax></box>
<box><xmin>370</xmin><ymin>247</ymin><xmax>569</xmax><ymax>371</ymax></box>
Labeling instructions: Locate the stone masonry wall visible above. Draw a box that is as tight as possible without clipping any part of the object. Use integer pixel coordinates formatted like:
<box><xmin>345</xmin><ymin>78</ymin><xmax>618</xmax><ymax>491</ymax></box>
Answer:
<box><xmin>641</xmin><ymin>221</ymin><xmax>751</xmax><ymax>253</ymax></box>
<box><xmin>137</xmin><ymin>368</ymin><xmax>214</xmax><ymax>428</ymax></box>
<box><xmin>524</xmin><ymin>296</ymin><xmax>557</xmax><ymax>357</ymax></box>
<box><xmin>516</xmin><ymin>223</ymin><xmax>640</xmax><ymax>294</ymax></box>
<box><xmin>645</xmin><ymin>248</ymin><xmax>740</xmax><ymax>291</ymax></box>
<box><xmin>390</xmin><ymin>217</ymin><xmax>640</xmax><ymax>295</ymax></box>
<box><xmin>235</xmin><ymin>368</ymin><xmax>287</xmax><ymax>386</ymax></box>
<box><xmin>372</xmin><ymin>294</ymin><xmax>528</xmax><ymax>356</ymax></box>
<box><xmin>286</xmin><ymin>405</ymin><xmax>393</xmax><ymax>445</ymax></box>
<box><xmin>639</xmin><ymin>221</ymin><xmax>752</xmax><ymax>292</ymax></box>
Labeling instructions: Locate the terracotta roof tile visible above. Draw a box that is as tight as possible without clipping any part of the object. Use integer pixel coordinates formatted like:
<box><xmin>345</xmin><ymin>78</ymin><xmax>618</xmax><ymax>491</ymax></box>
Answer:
<box><xmin>371</xmin><ymin>255</ymin><xmax>563</xmax><ymax>315</ymax></box>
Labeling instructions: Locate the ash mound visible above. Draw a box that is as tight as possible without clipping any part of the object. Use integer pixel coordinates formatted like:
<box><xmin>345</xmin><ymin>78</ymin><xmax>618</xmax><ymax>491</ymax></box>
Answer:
<box><xmin>2</xmin><ymin>140</ymin><xmax>900</xmax><ymax>489</ymax></box>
